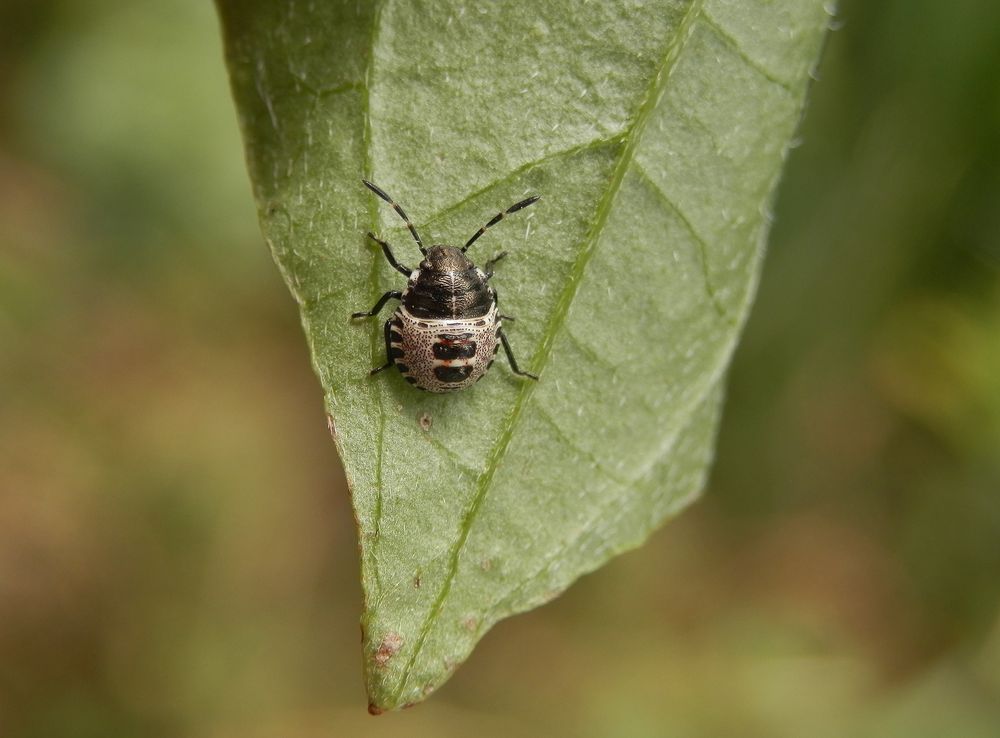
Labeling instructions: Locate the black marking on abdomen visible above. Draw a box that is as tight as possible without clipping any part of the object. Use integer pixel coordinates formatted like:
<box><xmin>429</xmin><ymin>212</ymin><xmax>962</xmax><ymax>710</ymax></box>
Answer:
<box><xmin>434</xmin><ymin>365</ymin><xmax>474</xmax><ymax>382</ymax></box>
<box><xmin>433</xmin><ymin>341</ymin><xmax>477</xmax><ymax>360</ymax></box>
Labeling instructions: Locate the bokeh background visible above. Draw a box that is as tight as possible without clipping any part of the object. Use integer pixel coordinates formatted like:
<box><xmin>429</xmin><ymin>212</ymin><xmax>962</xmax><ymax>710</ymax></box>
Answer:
<box><xmin>2</xmin><ymin>0</ymin><xmax>999</xmax><ymax>736</ymax></box>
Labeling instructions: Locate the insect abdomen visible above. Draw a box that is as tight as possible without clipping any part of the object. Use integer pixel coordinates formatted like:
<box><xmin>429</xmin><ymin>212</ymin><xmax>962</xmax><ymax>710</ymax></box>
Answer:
<box><xmin>391</xmin><ymin>306</ymin><xmax>499</xmax><ymax>392</ymax></box>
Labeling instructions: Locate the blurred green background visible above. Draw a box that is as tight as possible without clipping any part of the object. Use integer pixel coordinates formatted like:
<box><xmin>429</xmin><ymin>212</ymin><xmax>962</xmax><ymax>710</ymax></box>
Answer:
<box><xmin>2</xmin><ymin>1</ymin><xmax>999</xmax><ymax>736</ymax></box>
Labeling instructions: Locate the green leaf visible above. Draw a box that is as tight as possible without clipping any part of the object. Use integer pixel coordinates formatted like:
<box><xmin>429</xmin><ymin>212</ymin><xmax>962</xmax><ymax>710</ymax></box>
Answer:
<box><xmin>217</xmin><ymin>0</ymin><xmax>831</xmax><ymax>711</ymax></box>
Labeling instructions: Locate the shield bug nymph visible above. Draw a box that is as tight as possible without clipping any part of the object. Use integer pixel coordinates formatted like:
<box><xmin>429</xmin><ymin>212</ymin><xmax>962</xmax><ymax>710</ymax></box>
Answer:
<box><xmin>351</xmin><ymin>179</ymin><xmax>539</xmax><ymax>393</ymax></box>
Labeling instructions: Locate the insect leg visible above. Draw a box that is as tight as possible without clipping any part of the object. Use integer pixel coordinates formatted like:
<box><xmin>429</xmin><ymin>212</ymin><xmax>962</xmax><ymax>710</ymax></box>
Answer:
<box><xmin>483</xmin><ymin>251</ymin><xmax>508</xmax><ymax>279</ymax></box>
<box><xmin>463</xmin><ymin>195</ymin><xmax>540</xmax><ymax>252</ymax></box>
<box><xmin>351</xmin><ymin>290</ymin><xmax>402</xmax><ymax>319</ymax></box>
<box><xmin>363</xmin><ymin>179</ymin><xmax>427</xmax><ymax>254</ymax></box>
<box><xmin>367</xmin><ymin>232</ymin><xmax>411</xmax><ymax>276</ymax></box>
<box><xmin>498</xmin><ymin>327</ymin><xmax>538</xmax><ymax>380</ymax></box>
<box><xmin>370</xmin><ymin>319</ymin><xmax>395</xmax><ymax>376</ymax></box>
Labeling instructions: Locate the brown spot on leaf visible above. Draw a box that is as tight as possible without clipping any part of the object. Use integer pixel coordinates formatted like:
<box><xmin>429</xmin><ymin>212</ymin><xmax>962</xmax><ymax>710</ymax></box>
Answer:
<box><xmin>368</xmin><ymin>703</ymin><xmax>384</xmax><ymax>716</ymax></box>
<box><xmin>461</xmin><ymin>616</ymin><xmax>477</xmax><ymax>632</ymax></box>
<box><xmin>326</xmin><ymin>413</ymin><xmax>338</xmax><ymax>439</ymax></box>
<box><xmin>373</xmin><ymin>632</ymin><xmax>404</xmax><ymax>668</ymax></box>
<box><xmin>419</xmin><ymin>412</ymin><xmax>432</xmax><ymax>431</ymax></box>
<box><xmin>480</xmin><ymin>558</ymin><xmax>493</xmax><ymax>572</ymax></box>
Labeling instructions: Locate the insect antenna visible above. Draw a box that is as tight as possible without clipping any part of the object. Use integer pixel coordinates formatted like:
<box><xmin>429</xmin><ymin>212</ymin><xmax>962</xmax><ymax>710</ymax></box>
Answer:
<box><xmin>462</xmin><ymin>195</ymin><xmax>540</xmax><ymax>252</ymax></box>
<box><xmin>362</xmin><ymin>179</ymin><xmax>427</xmax><ymax>255</ymax></box>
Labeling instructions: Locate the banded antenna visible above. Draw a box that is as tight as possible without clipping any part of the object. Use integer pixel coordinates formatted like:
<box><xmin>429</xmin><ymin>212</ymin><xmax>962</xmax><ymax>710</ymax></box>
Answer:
<box><xmin>362</xmin><ymin>179</ymin><xmax>427</xmax><ymax>255</ymax></box>
<box><xmin>463</xmin><ymin>195</ymin><xmax>540</xmax><ymax>252</ymax></box>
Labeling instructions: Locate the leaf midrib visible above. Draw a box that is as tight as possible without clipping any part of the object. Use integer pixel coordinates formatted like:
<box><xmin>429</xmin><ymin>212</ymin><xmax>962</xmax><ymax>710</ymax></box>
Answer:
<box><xmin>390</xmin><ymin>0</ymin><xmax>707</xmax><ymax>701</ymax></box>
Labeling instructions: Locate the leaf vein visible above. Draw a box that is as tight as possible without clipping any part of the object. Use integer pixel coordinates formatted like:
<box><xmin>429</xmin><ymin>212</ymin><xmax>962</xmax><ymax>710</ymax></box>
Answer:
<box><xmin>532</xmin><ymin>403</ymin><xmax>631</xmax><ymax>486</ymax></box>
<box><xmin>564</xmin><ymin>327</ymin><xmax>619</xmax><ymax>372</ymax></box>
<box><xmin>698</xmin><ymin>12</ymin><xmax>796</xmax><ymax>93</ymax></box>
<box><xmin>631</xmin><ymin>161</ymin><xmax>731</xmax><ymax>322</ymax></box>
<box><xmin>422</xmin><ymin>135</ymin><xmax>624</xmax><ymax>230</ymax></box>
<box><xmin>393</xmin><ymin>0</ymin><xmax>707</xmax><ymax>700</ymax></box>
<box><xmin>421</xmin><ymin>433</ymin><xmax>483</xmax><ymax>477</ymax></box>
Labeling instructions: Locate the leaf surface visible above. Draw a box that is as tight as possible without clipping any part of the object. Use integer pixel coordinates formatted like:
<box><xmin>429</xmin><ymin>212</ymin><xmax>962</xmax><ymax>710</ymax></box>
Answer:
<box><xmin>217</xmin><ymin>0</ymin><xmax>831</xmax><ymax>711</ymax></box>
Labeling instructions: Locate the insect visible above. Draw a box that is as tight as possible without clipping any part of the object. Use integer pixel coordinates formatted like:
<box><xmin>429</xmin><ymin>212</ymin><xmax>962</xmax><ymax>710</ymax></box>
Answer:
<box><xmin>352</xmin><ymin>179</ymin><xmax>539</xmax><ymax>393</ymax></box>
